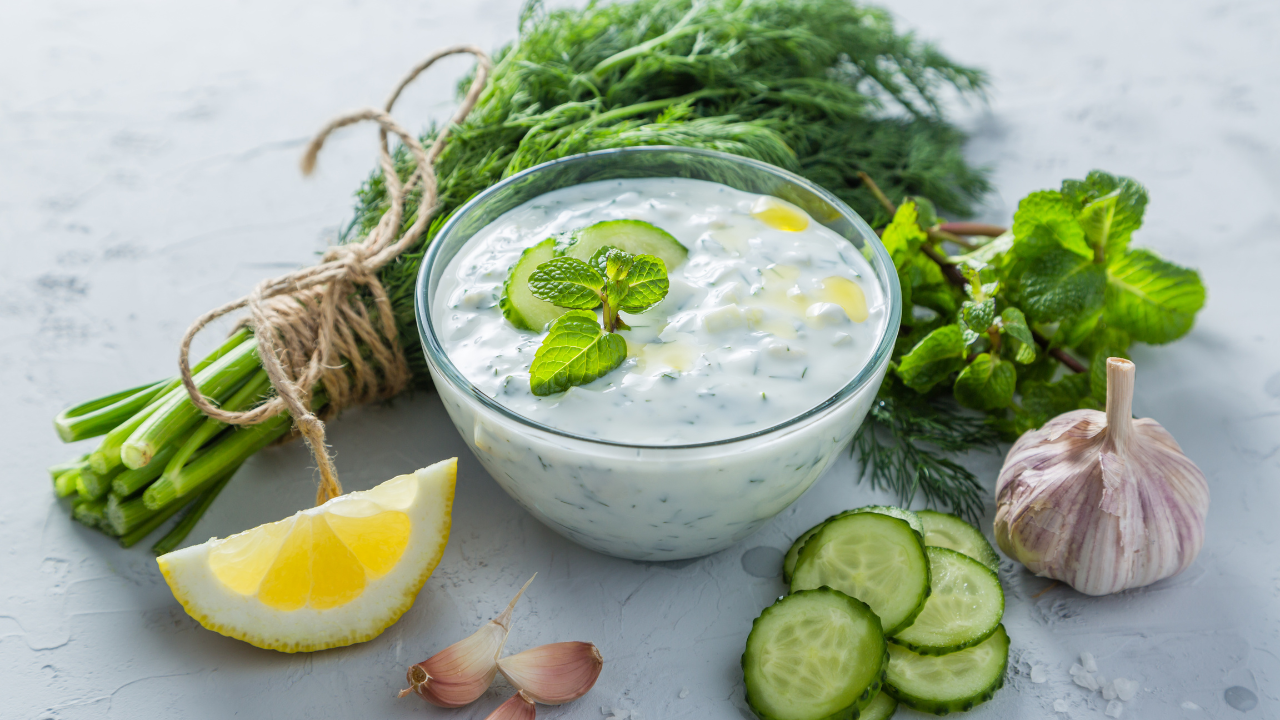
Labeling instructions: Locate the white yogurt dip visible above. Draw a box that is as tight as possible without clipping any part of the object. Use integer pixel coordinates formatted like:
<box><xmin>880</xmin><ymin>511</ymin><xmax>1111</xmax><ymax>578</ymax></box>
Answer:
<box><xmin>433</xmin><ymin>177</ymin><xmax>888</xmax><ymax>445</ymax></box>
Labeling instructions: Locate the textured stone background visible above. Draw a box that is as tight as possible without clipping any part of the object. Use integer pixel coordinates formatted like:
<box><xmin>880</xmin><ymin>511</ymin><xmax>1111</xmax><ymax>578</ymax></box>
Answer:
<box><xmin>2</xmin><ymin>1</ymin><xmax>1277</xmax><ymax>718</ymax></box>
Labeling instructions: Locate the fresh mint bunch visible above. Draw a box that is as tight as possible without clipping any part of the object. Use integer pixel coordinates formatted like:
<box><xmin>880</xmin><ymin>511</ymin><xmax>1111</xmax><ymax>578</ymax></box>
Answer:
<box><xmin>888</xmin><ymin>169</ymin><xmax>1206</xmax><ymax>434</ymax></box>
<box><xmin>526</xmin><ymin>246</ymin><xmax>669</xmax><ymax>396</ymax></box>
<box><xmin>857</xmin><ymin>169</ymin><xmax>1205</xmax><ymax>521</ymax></box>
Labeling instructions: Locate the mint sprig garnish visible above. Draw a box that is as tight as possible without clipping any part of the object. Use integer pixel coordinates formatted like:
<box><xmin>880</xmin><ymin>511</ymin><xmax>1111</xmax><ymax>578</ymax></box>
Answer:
<box><xmin>526</xmin><ymin>245</ymin><xmax>669</xmax><ymax>396</ymax></box>
<box><xmin>528</xmin><ymin>310</ymin><xmax>628</xmax><ymax>396</ymax></box>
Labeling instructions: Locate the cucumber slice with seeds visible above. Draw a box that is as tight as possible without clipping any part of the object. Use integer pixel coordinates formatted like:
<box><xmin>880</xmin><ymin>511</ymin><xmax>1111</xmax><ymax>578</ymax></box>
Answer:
<box><xmin>500</xmin><ymin>237</ymin><xmax>568</xmax><ymax>332</ymax></box>
<box><xmin>782</xmin><ymin>506</ymin><xmax>924</xmax><ymax>584</ymax></box>
<box><xmin>561</xmin><ymin>219</ymin><xmax>688</xmax><ymax>270</ymax></box>
<box><xmin>743</xmin><ymin>588</ymin><xmax>887</xmax><ymax>720</ymax></box>
<box><xmin>890</xmin><ymin>547</ymin><xmax>1004</xmax><ymax>655</ymax></box>
<box><xmin>884</xmin><ymin>625</ymin><xmax>1009</xmax><ymax>715</ymax></box>
<box><xmin>790</xmin><ymin>513</ymin><xmax>930</xmax><ymax>635</ymax></box>
<box><xmin>918</xmin><ymin>510</ymin><xmax>1000</xmax><ymax>571</ymax></box>
<box><xmin>860</xmin><ymin>691</ymin><xmax>898</xmax><ymax>720</ymax></box>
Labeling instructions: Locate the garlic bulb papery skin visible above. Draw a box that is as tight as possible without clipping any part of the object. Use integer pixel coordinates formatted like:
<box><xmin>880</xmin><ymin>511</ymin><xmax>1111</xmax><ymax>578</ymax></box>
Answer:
<box><xmin>994</xmin><ymin>358</ymin><xmax>1209</xmax><ymax>596</ymax></box>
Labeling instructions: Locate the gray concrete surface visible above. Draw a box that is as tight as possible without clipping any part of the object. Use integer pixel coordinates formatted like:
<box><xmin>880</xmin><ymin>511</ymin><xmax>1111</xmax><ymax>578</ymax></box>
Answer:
<box><xmin>2</xmin><ymin>0</ymin><xmax>1277</xmax><ymax>718</ymax></box>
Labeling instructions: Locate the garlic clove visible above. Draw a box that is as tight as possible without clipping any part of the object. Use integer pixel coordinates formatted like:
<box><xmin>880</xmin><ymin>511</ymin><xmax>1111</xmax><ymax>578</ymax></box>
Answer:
<box><xmin>484</xmin><ymin>691</ymin><xmax>537</xmax><ymax>720</ymax></box>
<box><xmin>400</xmin><ymin>574</ymin><xmax>536</xmax><ymax>706</ymax></box>
<box><xmin>497</xmin><ymin>641</ymin><xmax>604</xmax><ymax>705</ymax></box>
<box><xmin>995</xmin><ymin>358</ymin><xmax>1209</xmax><ymax>596</ymax></box>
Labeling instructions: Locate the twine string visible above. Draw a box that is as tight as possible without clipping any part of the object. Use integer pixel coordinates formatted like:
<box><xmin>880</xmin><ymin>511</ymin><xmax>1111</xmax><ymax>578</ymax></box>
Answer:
<box><xmin>177</xmin><ymin>46</ymin><xmax>492</xmax><ymax>505</ymax></box>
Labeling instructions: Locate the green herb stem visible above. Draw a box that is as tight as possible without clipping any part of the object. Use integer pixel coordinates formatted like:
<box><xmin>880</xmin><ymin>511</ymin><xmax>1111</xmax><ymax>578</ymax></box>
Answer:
<box><xmin>106</xmin><ymin>492</ymin><xmax>157</xmax><ymax>536</ymax></box>
<box><xmin>72</xmin><ymin>497</ymin><xmax>111</xmax><ymax>532</ymax></box>
<box><xmin>160</xmin><ymin>368</ymin><xmax>272</xmax><ymax>481</ymax></box>
<box><xmin>120</xmin><ymin>338</ymin><xmax>261</xmax><ymax>470</ymax></box>
<box><xmin>54</xmin><ymin>469</ymin><xmax>81</xmax><ymax>498</ymax></box>
<box><xmin>120</xmin><ymin>462</ymin><xmax>241</xmax><ymax>549</ymax></box>
<box><xmin>111</xmin><ymin>442</ymin><xmax>190</xmax><ymax>497</ymax></box>
<box><xmin>76</xmin><ymin>465</ymin><xmax>123</xmax><ymax>501</ymax></box>
<box><xmin>142</xmin><ymin>391</ymin><xmax>317</xmax><ymax>510</ymax></box>
<box><xmin>54</xmin><ymin>380</ymin><xmax>169</xmax><ymax>443</ymax></box>
<box><xmin>49</xmin><ymin>455</ymin><xmax>89</xmax><ymax>480</ymax></box>
<box><xmin>150</xmin><ymin>468</ymin><xmax>238</xmax><ymax>555</ymax></box>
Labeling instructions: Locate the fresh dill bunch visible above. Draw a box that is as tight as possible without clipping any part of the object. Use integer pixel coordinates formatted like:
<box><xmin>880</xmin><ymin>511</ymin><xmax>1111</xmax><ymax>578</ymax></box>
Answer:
<box><xmin>852</xmin><ymin>376</ymin><xmax>999</xmax><ymax>523</ymax></box>
<box><xmin>348</xmin><ymin>0</ymin><xmax>991</xmax><ymax>388</ymax></box>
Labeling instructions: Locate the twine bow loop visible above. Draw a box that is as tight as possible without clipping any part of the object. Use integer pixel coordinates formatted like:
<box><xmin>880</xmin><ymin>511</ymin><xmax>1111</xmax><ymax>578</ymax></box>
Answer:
<box><xmin>176</xmin><ymin>46</ymin><xmax>492</xmax><ymax>505</ymax></box>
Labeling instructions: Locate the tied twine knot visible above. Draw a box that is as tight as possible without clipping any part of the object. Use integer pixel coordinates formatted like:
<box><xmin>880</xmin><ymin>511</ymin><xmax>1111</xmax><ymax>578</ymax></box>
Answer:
<box><xmin>178</xmin><ymin>46</ymin><xmax>492</xmax><ymax>506</ymax></box>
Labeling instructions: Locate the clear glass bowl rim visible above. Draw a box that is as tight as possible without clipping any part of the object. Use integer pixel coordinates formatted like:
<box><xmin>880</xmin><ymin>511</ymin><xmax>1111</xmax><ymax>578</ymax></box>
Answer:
<box><xmin>414</xmin><ymin>145</ymin><xmax>903</xmax><ymax>450</ymax></box>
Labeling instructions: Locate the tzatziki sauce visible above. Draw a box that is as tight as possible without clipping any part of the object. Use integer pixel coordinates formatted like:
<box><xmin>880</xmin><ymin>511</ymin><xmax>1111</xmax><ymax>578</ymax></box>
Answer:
<box><xmin>433</xmin><ymin>177</ymin><xmax>888</xmax><ymax>445</ymax></box>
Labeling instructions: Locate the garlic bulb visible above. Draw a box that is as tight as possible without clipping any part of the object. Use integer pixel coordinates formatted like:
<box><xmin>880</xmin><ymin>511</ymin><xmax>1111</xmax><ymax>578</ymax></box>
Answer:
<box><xmin>994</xmin><ymin>358</ymin><xmax>1209</xmax><ymax>595</ymax></box>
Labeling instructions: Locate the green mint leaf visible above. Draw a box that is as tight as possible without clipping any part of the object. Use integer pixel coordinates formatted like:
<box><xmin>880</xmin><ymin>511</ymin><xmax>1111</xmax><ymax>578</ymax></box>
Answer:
<box><xmin>528</xmin><ymin>257</ymin><xmax>605</xmax><ymax>309</ymax></box>
<box><xmin>896</xmin><ymin>324</ymin><xmax>968</xmax><ymax>392</ymax></box>
<box><xmin>1104</xmin><ymin>248</ymin><xmax>1205</xmax><ymax>344</ymax></box>
<box><xmin>529</xmin><ymin>310</ymin><xmax>626</xmax><ymax>396</ymax></box>
<box><xmin>589</xmin><ymin>245</ymin><xmax>633</xmax><ymax>280</ymax></box>
<box><xmin>1017</xmin><ymin>373</ymin><xmax>1092</xmax><ymax>432</ymax></box>
<box><xmin>951</xmin><ymin>231</ymin><xmax>1013</xmax><ymax>271</ymax></box>
<box><xmin>1020</xmin><ymin>246</ymin><xmax>1107</xmax><ymax>323</ymax></box>
<box><xmin>1011</xmin><ymin>190</ymin><xmax>1092</xmax><ymax>260</ymax></box>
<box><xmin>619</xmin><ymin>254</ymin><xmax>669</xmax><ymax>312</ymax></box>
<box><xmin>954</xmin><ymin>353</ymin><xmax>1016</xmax><ymax>410</ymax></box>
<box><xmin>998</xmin><ymin>307</ymin><xmax>1037</xmax><ymax>364</ymax></box>
<box><xmin>880</xmin><ymin>201</ymin><xmax>928</xmax><ymax>269</ymax></box>
<box><xmin>1062</xmin><ymin>170</ymin><xmax>1148</xmax><ymax>257</ymax></box>
<box><xmin>907</xmin><ymin>195</ymin><xmax>939</xmax><ymax>230</ymax></box>
<box><xmin>959</xmin><ymin>298</ymin><xmax>995</xmax><ymax>339</ymax></box>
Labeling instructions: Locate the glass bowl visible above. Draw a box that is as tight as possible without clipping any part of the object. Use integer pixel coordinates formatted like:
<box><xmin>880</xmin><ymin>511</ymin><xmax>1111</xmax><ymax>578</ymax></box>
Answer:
<box><xmin>415</xmin><ymin>146</ymin><xmax>901</xmax><ymax>561</ymax></box>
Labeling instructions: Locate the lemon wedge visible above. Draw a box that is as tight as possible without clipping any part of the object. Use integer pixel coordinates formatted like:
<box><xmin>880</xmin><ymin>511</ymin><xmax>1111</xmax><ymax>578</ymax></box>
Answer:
<box><xmin>157</xmin><ymin>458</ymin><xmax>456</xmax><ymax>653</ymax></box>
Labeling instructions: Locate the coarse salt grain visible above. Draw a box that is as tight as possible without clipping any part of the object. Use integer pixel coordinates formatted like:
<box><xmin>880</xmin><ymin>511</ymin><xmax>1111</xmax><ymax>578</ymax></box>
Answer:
<box><xmin>1102</xmin><ymin>680</ymin><xmax>1118</xmax><ymax>700</ymax></box>
<box><xmin>1105</xmin><ymin>699</ymin><xmax>1123</xmax><ymax>718</ymax></box>
<box><xmin>1073</xmin><ymin>672</ymin><xmax>1099</xmax><ymax>691</ymax></box>
<box><xmin>1053</xmin><ymin>699</ymin><xmax>1070</xmax><ymax>713</ymax></box>
<box><xmin>1114</xmin><ymin>678</ymin><xmax>1138</xmax><ymax>702</ymax></box>
<box><xmin>1181</xmin><ymin>701</ymin><xmax>1200</xmax><ymax>710</ymax></box>
<box><xmin>678</xmin><ymin>688</ymin><xmax>689</xmax><ymax>699</ymax></box>
<box><xmin>1081</xmin><ymin>652</ymin><xmax>1098</xmax><ymax>673</ymax></box>
<box><xmin>1031</xmin><ymin>664</ymin><xmax>1048</xmax><ymax>683</ymax></box>
<box><xmin>1070</xmin><ymin>663</ymin><xmax>1086</xmax><ymax>676</ymax></box>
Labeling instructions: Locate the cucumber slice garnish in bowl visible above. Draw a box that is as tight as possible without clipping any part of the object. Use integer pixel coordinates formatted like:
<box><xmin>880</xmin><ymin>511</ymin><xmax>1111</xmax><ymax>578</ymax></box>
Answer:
<box><xmin>500</xmin><ymin>237</ymin><xmax>568</xmax><ymax>332</ymax></box>
<box><xmin>890</xmin><ymin>547</ymin><xmax>1004</xmax><ymax>655</ymax></box>
<box><xmin>742</xmin><ymin>588</ymin><xmax>887</xmax><ymax>720</ymax></box>
<box><xmin>917</xmin><ymin>510</ymin><xmax>1001</xmax><ymax>571</ymax></box>
<box><xmin>781</xmin><ymin>505</ymin><xmax>924</xmax><ymax>584</ymax></box>
<box><xmin>561</xmin><ymin>219</ymin><xmax>688</xmax><ymax>270</ymax></box>
<box><xmin>790</xmin><ymin>512</ymin><xmax>930</xmax><ymax>635</ymax></box>
<box><xmin>884</xmin><ymin>624</ymin><xmax>1010</xmax><ymax>716</ymax></box>
<box><xmin>860</xmin><ymin>691</ymin><xmax>898</xmax><ymax>720</ymax></box>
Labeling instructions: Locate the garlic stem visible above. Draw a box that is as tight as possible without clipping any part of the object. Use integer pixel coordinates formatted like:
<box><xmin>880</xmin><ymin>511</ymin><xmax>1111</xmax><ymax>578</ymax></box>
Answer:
<box><xmin>400</xmin><ymin>574</ymin><xmax>537</xmax><ymax>706</ymax></box>
<box><xmin>1105</xmin><ymin>357</ymin><xmax>1135</xmax><ymax>448</ymax></box>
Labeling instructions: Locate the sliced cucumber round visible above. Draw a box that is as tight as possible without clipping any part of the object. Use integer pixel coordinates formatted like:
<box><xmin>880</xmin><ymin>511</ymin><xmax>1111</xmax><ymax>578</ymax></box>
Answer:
<box><xmin>743</xmin><ymin>588</ymin><xmax>887</xmax><ymax>720</ymax></box>
<box><xmin>884</xmin><ymin>624</ymin><xmax>1009</xmax><ymax>716</ymax></box>
<box><xmin>918</xmin><ymin>510</ymin><xmax>1001</xmax><ymax>571</ymax></box>
<box><xmin>890</xmin><ymin>547</ymin><xmax>1004</xmax><ymax>655</ymax></box>
<box><xmin>860</xmin><ymin>691</ymin><xmax>898</xmax><ymax>720</ymax></box>
<box><xmin>500</xmin><ymin>237</ymin><xmax>568</xmax><ymax>332</ymax></box>
<box><xmin>561</xmin><ymin>219</ymin><xmax>688</xmax><ymax>270</ymax></box>
<box><xmin>790</xmin><ymin>513</ymin><xmax>930</xmax><ymax>635</ymax></box>
<box><xmin>782</xmin><ymin>506</ymin><xmax>924</xmax><ymax>584</ymax></box>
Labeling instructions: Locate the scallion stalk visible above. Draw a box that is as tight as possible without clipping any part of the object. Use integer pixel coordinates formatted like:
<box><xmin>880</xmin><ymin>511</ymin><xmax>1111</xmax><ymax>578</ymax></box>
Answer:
<box><xmin>110</xmin><ymin>443</ymin><xmax>192</xmax><ymax>497</ymax></box>
<box><xmin>142</xmin><ymin>403</ymin><xmax>295</xmax><ymax>510</ymax></box>
<box><xmin>106</xmin><ymin>492</ymin><xmax>156</xmax><ymax>536</ymax></box>
<box><xmin>54</xmin><ymin>470</ymin><xmax>80</xmax><ymax>498</ymax></box>
<box><xmin>48</xmin><ymin>455</ymin><xmax>89</xmax><ymax>479</ymax></box>
<box><xmin>88</xmin><ymin>328</ymin><xmax>253</xmax><ymax>474</ymax></box>
<box><xmin>150</xmin><ymin>468</ymin><xmax>238</xmax><ymax>555</ymax></box>
<box><xmin>159</xmin><ymin>369</ymin><xmax>271</xmax><ymax>482</ymax></box>
<box><xmin>120</xmin><ymin>462</ymin><xmax>242</xmax><ymax>549</ymax></box>
<box><xmin>119</xmin><ymin>338</ymin><xmax>261</xmax><ymax>470</ymax></box>
<box><xmin>76</xmin><ymin>465</ymin><xmax>122</xmax><ymax>501</ymax></box>
<box><xmin>54</xmin><ymin>380</ymin><xmax>169</xmax><ymax>443</ymax></box>
<box><xmin>72</xmin><ymin>497</ymin><xmax>110</xmax><ymax>531</ymax></box>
